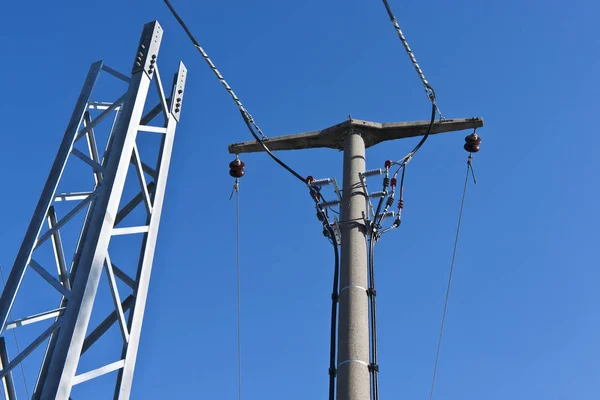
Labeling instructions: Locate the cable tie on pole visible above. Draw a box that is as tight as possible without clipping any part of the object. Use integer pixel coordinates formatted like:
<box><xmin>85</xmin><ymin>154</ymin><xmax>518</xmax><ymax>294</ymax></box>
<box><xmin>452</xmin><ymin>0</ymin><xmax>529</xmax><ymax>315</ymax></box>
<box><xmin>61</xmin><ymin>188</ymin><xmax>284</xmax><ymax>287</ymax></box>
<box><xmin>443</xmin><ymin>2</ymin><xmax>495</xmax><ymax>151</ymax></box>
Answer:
<box><xmin>368</xmin><ymin>363</ymin><xmax>380</xmax><ymax>373</ymax></box>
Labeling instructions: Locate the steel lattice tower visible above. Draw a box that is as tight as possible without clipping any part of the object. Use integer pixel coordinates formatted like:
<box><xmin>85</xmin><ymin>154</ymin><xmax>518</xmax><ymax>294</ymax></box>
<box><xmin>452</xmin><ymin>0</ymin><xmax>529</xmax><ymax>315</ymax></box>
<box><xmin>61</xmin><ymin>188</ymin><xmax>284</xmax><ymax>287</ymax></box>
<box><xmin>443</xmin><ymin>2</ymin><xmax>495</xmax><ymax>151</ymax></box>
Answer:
<box><xmin>0</xmin><ymin>20</ymin><xmax>186</xmax><ymax>399</ymax></box>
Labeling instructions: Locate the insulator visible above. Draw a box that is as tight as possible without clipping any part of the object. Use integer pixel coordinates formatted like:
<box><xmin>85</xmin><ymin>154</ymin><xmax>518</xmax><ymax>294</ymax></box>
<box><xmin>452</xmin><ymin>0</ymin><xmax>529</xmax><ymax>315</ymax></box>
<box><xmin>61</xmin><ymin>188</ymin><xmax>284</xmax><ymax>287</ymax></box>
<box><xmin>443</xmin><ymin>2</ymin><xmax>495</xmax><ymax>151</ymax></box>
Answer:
<box><xmin>386</xmin><ymin>197</ymin><xmax>394</xmax><ymax>207</ymax></box>
<box><xmin>305</xmin><ymin>175</ymin><xmax>315</xmax><ymax>184</ymax></box>
<box><xmin>316</xmin><ymin>211</ymin><xmax>325</xmax><ymax>222</ymax></box>
<box><xmin>362</xmin><ymin>168</ymin><xmax>383</xmax><ymax>178</ymax></box>
<box><xmin>384</xmin><ymin>160</ymin><xmax>392</xmax><ymax>169</ymax></box>
<box><xmin>311</xmin><ymin>178</ymin><xmax>333</xmax><ymax>187</ymax></box>
<box><xmin>229</xmin><ymin>168</ymin><xmax>245</xmax><ymax>178</ymax></box>
<box><xmin>323</xmin><ymin>227</ymin><xmax>330</xmax><ymax>238</ymax></box>
<box><xmin>464</xmin><ymin>132</ymin><xmax>482</xmax><ymax>153</ymax></box>
<box><xmin>229</xmin><ymin>156</ymin><xmax>246</xmax><ymax>178</ymax></box>
<box><xmin>376</xmin><ymin>211</ymin><xmax>396</xmax><ymax>220</ymax></box>
<box><xmin>464</xmin><ymin>143</ymin><xmax>480</xmax><ymax>153</ymax></box>
<box><xmin>397</xmin><ymin>199</ymin><xmax>404</xmax><ymax>210</ymax></box>
<box><xmin>310</xmin><ymin>189</ymin><xmax>321</xmax><ymax>202</ymax></box>
<box><xmin>465</xmin><ymin>132</ymin><xmax>482</xmax><ymax>144</ymax></box>
<box><xmin>383</xmin><ymin>177</ymin><xmax>390</xmax><ymax>187</ymax></box>
<box><xmin>369</xmin><ymin>191</ymin><xmax>385</xmax><ymax>198</ymax></box>
<box><xmin>229</xmin><ymin>159</ymin><xmax>245</xmax><ymax>169</ymax></box>
<box><xmin>390</xmin><ymin>177</ymin><xmax>397</xmax><ymax>187</ymax></box>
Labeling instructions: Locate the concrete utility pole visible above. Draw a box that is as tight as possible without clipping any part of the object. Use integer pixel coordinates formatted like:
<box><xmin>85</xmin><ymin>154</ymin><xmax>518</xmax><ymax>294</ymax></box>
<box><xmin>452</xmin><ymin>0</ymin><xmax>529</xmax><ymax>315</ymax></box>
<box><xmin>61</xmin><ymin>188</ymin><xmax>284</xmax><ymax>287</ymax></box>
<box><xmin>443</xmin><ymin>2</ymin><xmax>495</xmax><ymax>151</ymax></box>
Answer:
<box><xmin>229</xmin><ymin>116</ymin><xmax>483</xmax><ymax>400</ymax></box>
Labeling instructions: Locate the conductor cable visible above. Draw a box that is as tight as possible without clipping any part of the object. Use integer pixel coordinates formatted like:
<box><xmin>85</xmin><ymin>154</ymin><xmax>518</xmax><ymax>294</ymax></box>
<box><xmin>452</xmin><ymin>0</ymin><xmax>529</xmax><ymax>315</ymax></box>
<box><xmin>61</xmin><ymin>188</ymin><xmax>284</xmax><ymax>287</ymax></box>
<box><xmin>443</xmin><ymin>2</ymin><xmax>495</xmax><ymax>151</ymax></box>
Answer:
<box><xmin>163</xmin><ymin>0</ymin><xmax>307</xmax><ymax>184</ymax></box>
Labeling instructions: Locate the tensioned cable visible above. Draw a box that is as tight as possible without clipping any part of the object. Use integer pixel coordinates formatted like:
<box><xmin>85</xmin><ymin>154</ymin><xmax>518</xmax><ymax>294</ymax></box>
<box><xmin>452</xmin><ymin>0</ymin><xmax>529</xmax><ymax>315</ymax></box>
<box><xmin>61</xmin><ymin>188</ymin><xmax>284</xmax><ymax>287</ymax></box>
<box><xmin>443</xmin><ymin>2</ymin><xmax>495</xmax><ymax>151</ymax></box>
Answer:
<box><xmin>379</xmin><ymin>0</ymin><xmax>442</xmax><ymax>170</ymax></box>
<box><xmin>231</xmin><ymin>181</ymin><xmax>242</xmax><ymax>400</ymax></box>
<box><xmin>0</xmin><ymin>265</ymin><xmax>30</xmax><ymax>399</ymax></box>
<box><xmin>163</xmin><ymin>0</ymin><xmax>306</xmax><ymax>184</ymax></box>
<box><xmin>380</xmin><ymin>0</ymin><xmax>434</xmax><ymax>100</ymax></box>
<box><xmin>429</xmin><ymin>157</ymin><xmax>475</xmax><ymax>400</ymax></box>
<box><xmin>380</xmin><ymin>0</ymin><xmax>444</xmax><ymax>119</ymax></box>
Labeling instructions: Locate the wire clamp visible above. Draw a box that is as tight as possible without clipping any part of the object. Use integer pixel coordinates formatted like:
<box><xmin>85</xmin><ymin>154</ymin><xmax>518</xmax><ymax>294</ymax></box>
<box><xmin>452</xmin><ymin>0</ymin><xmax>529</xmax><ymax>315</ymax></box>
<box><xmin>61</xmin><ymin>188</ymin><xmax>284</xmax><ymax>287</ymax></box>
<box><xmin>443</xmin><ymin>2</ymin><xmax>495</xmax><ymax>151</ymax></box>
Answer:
<box><xmin>368</xmin><ymin>363</ymin><xmax>379</xmax><ymax>373</ymax></box>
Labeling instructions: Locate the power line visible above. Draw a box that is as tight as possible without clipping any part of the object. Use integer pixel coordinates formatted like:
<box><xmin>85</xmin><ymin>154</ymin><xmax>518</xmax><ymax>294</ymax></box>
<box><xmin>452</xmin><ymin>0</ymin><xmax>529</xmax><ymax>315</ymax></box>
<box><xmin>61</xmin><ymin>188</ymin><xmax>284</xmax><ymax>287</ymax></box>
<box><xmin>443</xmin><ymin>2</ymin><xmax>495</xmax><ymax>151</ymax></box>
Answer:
<box><xmin>234</xmin><ymin>181</ymin><xmax>242</xmax><ymax>400</ymax></box>
<box><xmin>163</xmin><ymin>0</ymin><xmax>307</xmax><ymax>184</ymax></box>
<box><xmin>429</xmin><ymin>157</ymin><xmax>475</xmax><ymax>399</ymax></box>
<box><xmin>379</xmin><ymin>0</ymin><xmax>443</xmax><ymax>169</ymax></box>
<box><xmin>380</xmin><ymin>0</ymin><xmax>437</xmax><ymax>102</ymax></box>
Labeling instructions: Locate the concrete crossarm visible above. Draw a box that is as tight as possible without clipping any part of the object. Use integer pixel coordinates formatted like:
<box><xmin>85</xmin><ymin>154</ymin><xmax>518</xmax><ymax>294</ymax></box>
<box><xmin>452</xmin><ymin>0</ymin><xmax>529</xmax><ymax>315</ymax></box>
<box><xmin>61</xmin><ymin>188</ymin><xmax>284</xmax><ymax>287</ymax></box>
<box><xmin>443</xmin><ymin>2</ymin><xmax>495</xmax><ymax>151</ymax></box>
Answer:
<box><xmin>228</xmin><ymin>117</ymin><xmax>484</xmax><ymax>154</ymax></box>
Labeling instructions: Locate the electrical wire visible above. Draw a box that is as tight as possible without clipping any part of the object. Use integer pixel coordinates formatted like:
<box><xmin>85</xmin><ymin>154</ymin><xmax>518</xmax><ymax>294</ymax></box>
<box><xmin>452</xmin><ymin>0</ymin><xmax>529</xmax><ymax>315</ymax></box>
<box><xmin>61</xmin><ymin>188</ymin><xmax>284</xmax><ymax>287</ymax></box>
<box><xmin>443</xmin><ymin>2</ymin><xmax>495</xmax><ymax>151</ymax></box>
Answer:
<box><xmin>429</xmin><ymin>159</ymin><xmax>474</xmax><ymax>400</ymax></box>
<box><xmin>163</xmin><ymin>0</ymin><xmax>307</xmax><ymax>184</ymax></box>
<box><xmin>0</xmin><ymin>265</ymin><xmax>30</xmax><ymax>399</ymax></box>
<box><xmin>327</xmin><ymin>225</ymin><xmax>340</xmax><ymax>400</ymax></box>
<box><xmin>392</xmin><ymin>100</ymin><xmax>437</xmax><ymax>175</ymax></box>
<box><xmin>380</xmin><ymin>0</ymin><xmax>435</xmax><ymax>102</ymax></box>
<box><xmin>379</xmin><ymin>0</ymin><xmax>442</xmax><ymax>169</ymax></box>
<box><xmin>233</xmin><ymin>181</ymin><xmax>243</xmax><ymax>400</ymax></box>
<box><xmin>367</xmin><ymin>238</ymin><xmax>380</xmax><ymax>400</ymax></box>
<box><xmin>310</xmin><ymin>192</ymin><xmax>340</xmax><ymax>400</ymax></box>
<box><xmin>372</xmin><ymin>173</ymin><xmax>389</xmax><ymax>230</ymax></box>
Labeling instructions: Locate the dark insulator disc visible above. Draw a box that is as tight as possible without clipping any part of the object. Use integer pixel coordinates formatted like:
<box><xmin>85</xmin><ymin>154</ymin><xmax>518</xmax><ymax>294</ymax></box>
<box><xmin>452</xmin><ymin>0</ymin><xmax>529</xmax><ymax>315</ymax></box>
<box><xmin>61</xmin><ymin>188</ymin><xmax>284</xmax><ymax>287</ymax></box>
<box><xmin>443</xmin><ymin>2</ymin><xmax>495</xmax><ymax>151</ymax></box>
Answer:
<box><xmin>464</xmin><ymin>143</ymin><xmax>480</xmax><ymax>153</ymax></box>
<box><xmin>229</xmin><ymin>167</ymin><xmax>245</xmax><ymax>178</ymax></box>
<box><xmin>229</xmin><ymin>159</ymin><xmax>246</xmax><ymax>169</ymax></box>
<box><xmin>464</xmin><ymin>132</ymin><xmax>482</xmax><ymax>153</ymax></box>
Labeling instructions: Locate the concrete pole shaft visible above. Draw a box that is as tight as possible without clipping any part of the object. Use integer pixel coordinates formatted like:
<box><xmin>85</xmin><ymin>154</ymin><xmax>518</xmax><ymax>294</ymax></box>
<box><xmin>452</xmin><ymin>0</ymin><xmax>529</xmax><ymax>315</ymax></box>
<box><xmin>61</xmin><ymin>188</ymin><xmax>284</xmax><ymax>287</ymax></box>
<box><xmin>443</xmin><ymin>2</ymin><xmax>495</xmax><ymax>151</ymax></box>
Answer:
<box><xmin>336</xmin><ymin>131</ymin><xmax>370</xmax><ymax>400</ymax></box>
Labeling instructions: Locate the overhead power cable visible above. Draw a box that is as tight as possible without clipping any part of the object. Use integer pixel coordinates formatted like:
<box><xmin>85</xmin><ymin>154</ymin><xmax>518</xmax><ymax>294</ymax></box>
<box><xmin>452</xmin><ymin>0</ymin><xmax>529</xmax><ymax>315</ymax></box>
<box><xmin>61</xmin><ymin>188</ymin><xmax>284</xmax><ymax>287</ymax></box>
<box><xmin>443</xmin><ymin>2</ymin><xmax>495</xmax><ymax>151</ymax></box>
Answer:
<box><xmin>163</xmin><ymin>0</ymin><xmax>306</xmax><ymax>183</ymax></box>
<box><xmin>379</xmin><ymin>0</ymin><xmax>442</xmax><ymax>171</ymax></box>
<box><xmin>429</xmin><ymin>155</ymin><xmax>476</xmax><ymax>399</ymax></box>
<box><xmin>231</xmin><ymin>181</ymin><xmax>243</xmax><ymax>400</ymax></box>
<box><xmin>381</xmin><ymin>0</ymin><xmax>435</xmax><ymax>101</ymax></box>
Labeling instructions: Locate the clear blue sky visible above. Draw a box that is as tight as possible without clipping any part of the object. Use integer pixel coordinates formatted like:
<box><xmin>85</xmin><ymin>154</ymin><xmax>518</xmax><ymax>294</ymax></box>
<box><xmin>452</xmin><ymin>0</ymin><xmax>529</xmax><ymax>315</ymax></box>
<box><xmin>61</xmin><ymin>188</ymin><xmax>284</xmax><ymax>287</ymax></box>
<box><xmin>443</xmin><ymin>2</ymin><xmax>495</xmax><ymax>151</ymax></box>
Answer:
<box><xmin>0</xmin><ymin>0</ymin><xmax>598</xmax><ymax>398</ymax></box>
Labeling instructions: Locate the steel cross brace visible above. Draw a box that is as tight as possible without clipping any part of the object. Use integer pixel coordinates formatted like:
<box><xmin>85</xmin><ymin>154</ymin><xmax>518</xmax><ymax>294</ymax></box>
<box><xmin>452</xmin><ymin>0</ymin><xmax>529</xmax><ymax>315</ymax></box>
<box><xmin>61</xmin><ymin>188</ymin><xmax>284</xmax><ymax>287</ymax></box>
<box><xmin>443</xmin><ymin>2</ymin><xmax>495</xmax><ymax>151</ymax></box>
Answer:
<box><xmin>0</xmin><ymin>21</ymin><xmax>187</xmax><ymax>400</ymax></box>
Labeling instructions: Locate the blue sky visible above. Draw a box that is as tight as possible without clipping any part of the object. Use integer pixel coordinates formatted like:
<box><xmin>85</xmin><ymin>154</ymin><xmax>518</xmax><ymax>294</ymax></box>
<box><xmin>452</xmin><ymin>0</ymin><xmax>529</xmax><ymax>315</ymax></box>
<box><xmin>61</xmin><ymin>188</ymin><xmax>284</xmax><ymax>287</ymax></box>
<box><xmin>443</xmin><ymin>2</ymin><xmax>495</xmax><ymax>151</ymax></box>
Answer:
<box><xmin>0</xmin><ymin>0</ymin><xmax>598</xmax><ymax>399</ymax></box>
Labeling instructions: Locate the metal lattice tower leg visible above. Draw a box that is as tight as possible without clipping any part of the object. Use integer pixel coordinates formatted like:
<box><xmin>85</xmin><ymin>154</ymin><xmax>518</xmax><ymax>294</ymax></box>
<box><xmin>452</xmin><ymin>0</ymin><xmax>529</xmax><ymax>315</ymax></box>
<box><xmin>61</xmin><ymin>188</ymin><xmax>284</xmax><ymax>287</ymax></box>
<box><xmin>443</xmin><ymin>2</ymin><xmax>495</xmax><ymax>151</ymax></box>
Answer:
<box><xmin>0</xmin><ymin>20</ymin><xmax>187</xmax><ymax>399</ymax></box>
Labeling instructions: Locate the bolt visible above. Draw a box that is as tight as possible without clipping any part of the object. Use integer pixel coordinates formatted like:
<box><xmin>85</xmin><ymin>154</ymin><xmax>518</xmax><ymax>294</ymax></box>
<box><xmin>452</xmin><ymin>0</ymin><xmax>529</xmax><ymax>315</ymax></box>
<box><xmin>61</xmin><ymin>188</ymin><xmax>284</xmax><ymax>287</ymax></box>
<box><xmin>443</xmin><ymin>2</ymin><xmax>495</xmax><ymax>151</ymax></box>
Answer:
<box><xmin>135</xmin><ymin>62</ymin><xmax>141</xmax><ymax>67</ymax></box>
<box><xmin>178</xmin><ymin>89</ymin><xmax>183</xmax><ymax>94</ymax></box>
<box><xmin>152</xmin><ymin>54</ymin><xmax>157</xmax><ymax>59</ymax></box>
<box><xmin>175</xmin><ymin>107</ymin><xmax>180</xmax><ymax>113</ymax></box>
<box><xmin>150</xmin><ymin>59</ymin><xmax>155</xmax><ymax>64</ymax></box>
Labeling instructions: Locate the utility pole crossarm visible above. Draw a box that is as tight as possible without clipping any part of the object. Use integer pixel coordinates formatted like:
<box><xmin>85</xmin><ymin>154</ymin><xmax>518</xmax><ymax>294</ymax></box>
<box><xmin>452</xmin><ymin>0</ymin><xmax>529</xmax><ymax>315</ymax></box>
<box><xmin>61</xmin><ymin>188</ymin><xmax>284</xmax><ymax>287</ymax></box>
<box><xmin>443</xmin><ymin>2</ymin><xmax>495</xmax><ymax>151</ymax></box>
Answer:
<box><xmin>228</xmin><ymin>117</ymin><xmax>483</xmax><ymax>154</ymax></box>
